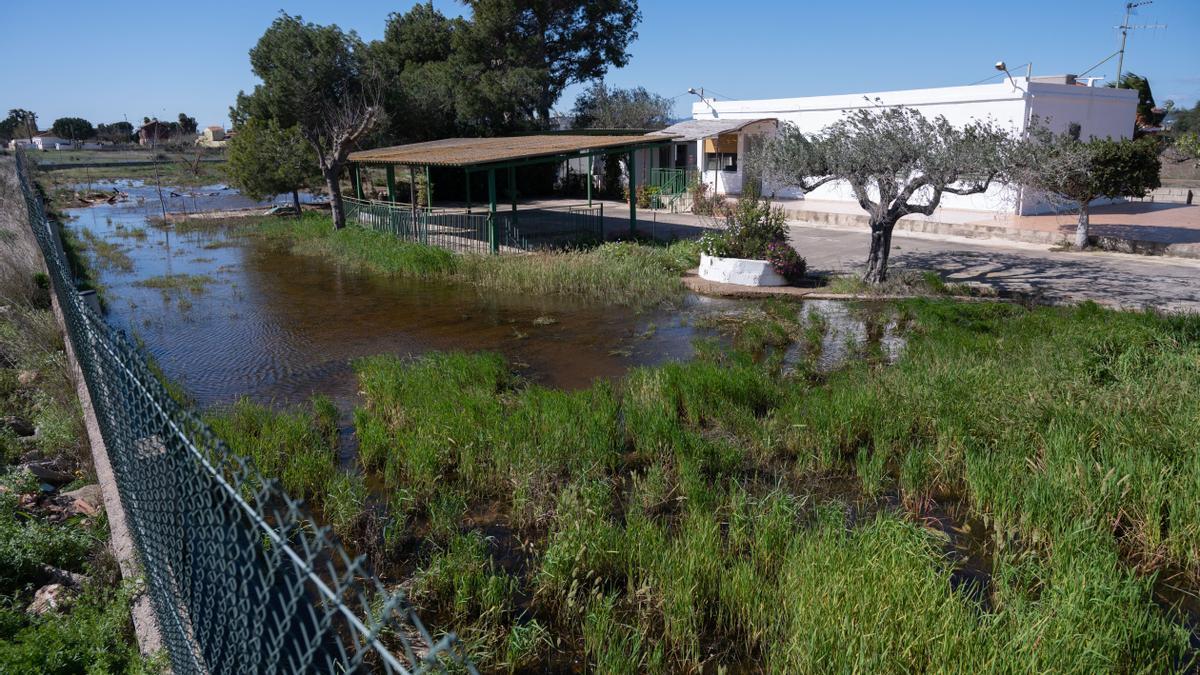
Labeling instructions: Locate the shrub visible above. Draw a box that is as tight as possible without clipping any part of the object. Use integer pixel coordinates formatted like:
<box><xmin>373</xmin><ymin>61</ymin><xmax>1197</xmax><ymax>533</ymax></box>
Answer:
<box><xmin>765</xmin><ymin>240</ymin><xmax>806</xmax><ymax>281</ymax></box>
<box><xmin>689</xmin><ymin>181</ymin><xmax>726</xmax><ymax>216</ymax></box>
<box><xmin>699</xmin><ymin>192</ymin><xmax>791</xmax><ymax>262</ymax></box>
<box><xmin>635</xmin><ymin>185</ymin><xmax>660</xmax><ymax>209</ymax></box>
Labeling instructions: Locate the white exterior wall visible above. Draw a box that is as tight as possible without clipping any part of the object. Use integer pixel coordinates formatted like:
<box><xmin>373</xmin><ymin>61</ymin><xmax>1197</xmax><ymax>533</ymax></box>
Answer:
<box><xmin>1019</xmin><ymin>83</ymin><xmax>1138</xmax><ymax>214</ymax></box>
<box><xmin>698</xmin><ymin>119</ymin><xmax>777</xmax><ymax>196</ymax></box>
<box><xmin>693</xmin><ymin>80</ymin><xmax>1138</xmax><ymax>215</ymax></box>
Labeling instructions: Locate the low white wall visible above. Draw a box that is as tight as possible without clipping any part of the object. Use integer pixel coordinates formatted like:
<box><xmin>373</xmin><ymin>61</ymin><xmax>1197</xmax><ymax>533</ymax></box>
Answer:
<box><xmin>699</xmin><ymin>253</ymin><xmax>787</xmax><ymax>286</ymax></box>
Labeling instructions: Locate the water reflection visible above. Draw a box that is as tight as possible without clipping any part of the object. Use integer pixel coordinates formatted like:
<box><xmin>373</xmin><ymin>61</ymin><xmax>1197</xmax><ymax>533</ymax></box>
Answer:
<box><xmin>65</xmin><ymin>182</ymin><xmax>737</xmax><ymax>409</ymax></box>
<box><xmin>65</xmin><ymin>181</ymin><xmax>904</xmax><ymax>411</ymax></box>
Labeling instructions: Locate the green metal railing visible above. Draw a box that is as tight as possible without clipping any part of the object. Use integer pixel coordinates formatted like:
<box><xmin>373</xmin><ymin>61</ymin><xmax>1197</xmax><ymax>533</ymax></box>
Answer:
<box><xmin>648</xmin><ymin>168</ymin><xmax>696</xmax><ymax>212</ymax></box>
<box><xmin>346</xmin><ymin>198</ymin><xmax>496</xmax><ymax>254</ymax></box>
<box><xmin>345</xmin><ymin>197</ymin><xmax>605</xmax><ymax>253</ymax></box>
<box><xmin>14</xmin><ymin>154</ymin><xmax>475</xmax><ymax>675</ymax></box>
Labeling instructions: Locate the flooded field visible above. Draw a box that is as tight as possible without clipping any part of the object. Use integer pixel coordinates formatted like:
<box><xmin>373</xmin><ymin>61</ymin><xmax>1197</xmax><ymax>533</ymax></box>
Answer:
<box><xmin>52</xmin><ymin>180</ymin><xmax>1200</xmax><ymax>671</ymax></box>
<box><xmin>65</xmin><ymin>181</ymin><xmax>745</xmax><ymax>408</ymax></box>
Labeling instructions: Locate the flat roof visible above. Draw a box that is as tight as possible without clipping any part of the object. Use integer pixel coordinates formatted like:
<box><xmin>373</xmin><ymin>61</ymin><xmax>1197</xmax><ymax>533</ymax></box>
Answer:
<box><xmin>694</xmin><ymin>80</ymin><xmax>1138</xmax><ymax>117</ymax></box>
<box><xmin>348</xmin><ymin>134</ymin><xmax>675</xmax><ymax>168</ymax></box>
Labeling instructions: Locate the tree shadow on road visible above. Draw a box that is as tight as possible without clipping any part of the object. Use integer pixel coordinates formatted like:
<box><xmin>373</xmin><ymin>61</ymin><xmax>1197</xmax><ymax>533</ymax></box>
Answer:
<box><xmin>891</xmin><ymin>249</ymin><xmax>1197</xmax><ymax>310</ymax></box>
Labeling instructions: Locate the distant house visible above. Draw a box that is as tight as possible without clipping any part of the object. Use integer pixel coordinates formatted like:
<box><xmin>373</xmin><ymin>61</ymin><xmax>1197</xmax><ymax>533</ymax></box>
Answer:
<box><xmin>195</xmin><ymin>125</ymin><xmax>228</xmax><ymax>148</ymax></box>
<box><xmin>136</xmin><ymin>120</ymin><xmax>172</xmax><ymax>146</ymax></box>
<box><xmin>8</xmin><ymin>131</ymin><xmax>70</xmax><ymax>150</ymax></box>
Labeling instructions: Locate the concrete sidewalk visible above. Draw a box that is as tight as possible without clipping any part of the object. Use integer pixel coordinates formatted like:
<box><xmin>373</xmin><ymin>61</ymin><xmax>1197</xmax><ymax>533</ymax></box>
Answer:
<box><xmin>775</xmin><ymin>198</ymin><xmax>1200</xmax><ymax>259</ymax></box>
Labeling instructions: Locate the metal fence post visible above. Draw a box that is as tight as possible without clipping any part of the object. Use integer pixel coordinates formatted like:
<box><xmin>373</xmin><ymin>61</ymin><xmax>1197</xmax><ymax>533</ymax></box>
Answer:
<box><xmin>351</xmin><ymin>164</ymin><xmax>363</xmax><ymax>201</ymax></box>
<box><xmin>487</xmin><ymin>168</ymin><xmax>498</xmax><ymax>254</ymax></box>
<box><xmin>628</xmin><ymin>149</ymin><xmax>637</xmax><ymax>236</ymax></box>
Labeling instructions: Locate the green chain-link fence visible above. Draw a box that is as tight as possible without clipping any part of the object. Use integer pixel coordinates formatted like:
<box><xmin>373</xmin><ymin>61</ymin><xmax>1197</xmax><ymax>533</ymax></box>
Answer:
<box><xmin>14</xmin><ymin>154</ymin><xmax>475</xmax><ymax>674</ymax></box>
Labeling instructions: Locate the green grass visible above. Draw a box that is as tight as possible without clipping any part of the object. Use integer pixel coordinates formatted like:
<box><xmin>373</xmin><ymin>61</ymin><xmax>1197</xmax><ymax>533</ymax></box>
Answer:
<box><xmin>203</xmin><ymin>396</ymin><xmax>372</xmax><ymax>539</ymax></box>
<box><xmin>822</xmin><ymin>269</ymin><xmax>984</xmax><ymax>297</ymax></box>
<box><xmin>204</xmin><ymin>396</ymin><xmax>337</xmax><ymax>504</ymax></box>
<box><xmin>336</xmin><ymin>300</ymin><xmax>1198</xmax><ymax>672</ymax></box>
<box><xmin>132</xmin><ymin>273</ymin><xmax>214</xmax><ymax>294</ymax></box>
<box><xmin>76</xmin><ymin>229</ymin><xmax>132</xmax><ymax>273</ymax></box>
<box><xmin>251</xmin><ymin>213</ymin><xmax>700</xmax><ymax>308</ymax></box>
<box><xmin>40</xmin><ymin>159</ymin><xmax>228</xmax><ymax>189</ymax></box>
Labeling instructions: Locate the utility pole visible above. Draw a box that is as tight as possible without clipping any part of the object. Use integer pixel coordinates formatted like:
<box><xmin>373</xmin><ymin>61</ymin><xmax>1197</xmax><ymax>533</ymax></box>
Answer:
<box><xmin>1115</xmin><ymin>1</ymin><xmax>1166</xmax><ymax>87</ymax></box>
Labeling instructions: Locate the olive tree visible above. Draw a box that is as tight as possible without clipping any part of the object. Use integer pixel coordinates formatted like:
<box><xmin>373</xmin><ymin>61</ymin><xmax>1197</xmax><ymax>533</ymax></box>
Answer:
<box><xmin>1016</xmin><ymin>129</ymin><xmax>1160</xmax><ymax>250</ymax></box>
<box><xmin>238</xmin><ymin>14</ymin><xmax>385</xmax><ymax>229</ymax></box>
<box><xmin>756</xmin><ymin>106</ymin><xmax>1015</xmax><ymax>283</ymax></box>
<box><xmin>226</xmin><ymin>119</ymin><xmax>317</xmax><ymax>215</ymax></box>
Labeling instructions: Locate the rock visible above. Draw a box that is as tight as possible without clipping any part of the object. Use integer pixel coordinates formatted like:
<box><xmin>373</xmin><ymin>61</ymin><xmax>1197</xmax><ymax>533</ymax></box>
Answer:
<box><xmin>62</xmin><ymin>484</ymin><xmax>103</xmax><ymax>516</ymax></box>
<box><xmin>19</xmin><ymin>460</ymin><xmax>73</xmax><ymax>486</ymax></box>
<box><xmin>1</xmin><ymin>415</ymin><xmax>35</xmax><ymax>437</ymax></box>
<box><xmin>16</xmin><ymin>370</ymin><xmax>39</xmax><ymax>386</ymax></box>
<box><xmin>26</xmin><ymin>584</ymin><xmax>74</xmax><ymax>615</ymax></box>
<box><xmin>39</xmin><ymin>564</ymin><xmax>89</xmax><ymax>588</ymax></box>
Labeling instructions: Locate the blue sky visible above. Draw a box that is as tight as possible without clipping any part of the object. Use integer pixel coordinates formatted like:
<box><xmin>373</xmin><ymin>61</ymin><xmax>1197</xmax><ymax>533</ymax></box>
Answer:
<box><xmin>2</xmin><ymin>0</ymin><xmax>1196</xmax><ymax>130</ymax></box>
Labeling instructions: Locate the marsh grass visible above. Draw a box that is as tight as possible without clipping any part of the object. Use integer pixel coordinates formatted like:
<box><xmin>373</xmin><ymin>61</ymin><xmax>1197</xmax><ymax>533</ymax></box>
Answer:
<box><xmin>133</xmin><ymin>273</ymin><xmax>214</xmax><ymax>294</ymax></box>
<box><xmin>204</xmin><ymin>396</ymin><xmax>340</xmax><ymax>511</ymax></box>
<box><xmin>335</xmin><ymin>300</ymin><xmax>1200</xmax><ymax>672</ymax></box>
<box><xmin>251</xmin><ymin>213</ymin><xmax>700</xmax><ymax>308</ymax></box>
<box><xmin>77</xmin><ymin>228</ymin><xmax>132</xmax><ymax>273</ymax></box>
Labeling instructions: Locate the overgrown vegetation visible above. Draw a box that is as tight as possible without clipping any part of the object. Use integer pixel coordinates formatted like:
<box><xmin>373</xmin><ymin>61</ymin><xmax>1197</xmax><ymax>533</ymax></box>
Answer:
<box><xmin>204</xmin><ymin>396</ymin><xmax>367</xmax><ymax>540</ymax></box>
<box><xmin>242</xmin><ymin>299</ymin><xmax>1200</xmax><ymax>672</ymax></box>
<box><xmin>0</xmin><ymin>251</ymin><xmax>146</xmax><ymax>671</ymax></box>
<box><xmin>250</xmin><ymin>212</ymin><xmax>700</xmax><ymax>307</ymax></box>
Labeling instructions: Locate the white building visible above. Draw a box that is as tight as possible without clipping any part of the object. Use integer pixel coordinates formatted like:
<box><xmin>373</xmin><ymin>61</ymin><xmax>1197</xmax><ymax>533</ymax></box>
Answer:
<box><xmin>643</xmin><ymin>76</ymin><xmax>1138</xmax><ymax>215</ymax></box>
<box><xmin>8</xmin><ymin>132</ymin><xmax>71</xmax><ymax>151</ymax></box>
<box><xmin>196</xmin><ymin>125</ymin><xmax>228</xmax><ymax>148</ymax></box>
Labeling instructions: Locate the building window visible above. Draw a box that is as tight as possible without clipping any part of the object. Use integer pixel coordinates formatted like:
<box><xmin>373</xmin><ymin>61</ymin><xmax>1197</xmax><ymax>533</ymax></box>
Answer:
<box><xmin>705</xmin><ymin>153</ymin><xmax>738</xmax><ymax>173</ymax></box>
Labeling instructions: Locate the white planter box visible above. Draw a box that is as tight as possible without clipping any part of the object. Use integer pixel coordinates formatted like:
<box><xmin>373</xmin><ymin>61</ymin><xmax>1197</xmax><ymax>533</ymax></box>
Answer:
<box><xmin>698</xmin><ymin>253</ymin><xmax>787</xmax><ymax>287</ymax></box>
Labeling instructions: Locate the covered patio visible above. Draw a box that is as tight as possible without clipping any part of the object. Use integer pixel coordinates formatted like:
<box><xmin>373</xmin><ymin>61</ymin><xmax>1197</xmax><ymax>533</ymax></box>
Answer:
<box><xmin>345</xmin><ymin>134</ymin><xmax>676</xmax><ymax>253</ymax></box>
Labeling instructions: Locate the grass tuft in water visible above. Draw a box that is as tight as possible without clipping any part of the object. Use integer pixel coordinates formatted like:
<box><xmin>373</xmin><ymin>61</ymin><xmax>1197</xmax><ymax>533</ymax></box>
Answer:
<box><xmin>133</xmin><ymin>273</ymin><xmax>215</xmax><ymax>294</ymax></box>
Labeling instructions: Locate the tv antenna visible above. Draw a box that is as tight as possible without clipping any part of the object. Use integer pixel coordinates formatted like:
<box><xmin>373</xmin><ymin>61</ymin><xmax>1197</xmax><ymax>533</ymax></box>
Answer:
<box><xmin>1114</xmin><ymin>1</ymin><xmax>1166</xmax><ymax>86</ymax></box>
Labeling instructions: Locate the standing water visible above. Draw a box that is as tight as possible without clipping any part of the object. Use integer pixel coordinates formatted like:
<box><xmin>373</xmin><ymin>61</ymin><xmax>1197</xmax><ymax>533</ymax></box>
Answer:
<box><xmin>65</xmin><ymin>181</ymin><xmax>742</xmax><ymax>409</ymax></box>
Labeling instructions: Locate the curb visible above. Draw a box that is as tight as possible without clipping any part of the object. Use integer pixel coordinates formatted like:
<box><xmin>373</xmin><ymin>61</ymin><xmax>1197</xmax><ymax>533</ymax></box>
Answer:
<box><xmin>681</xmin><ymin>271</ymin><xmax>1004</xmax><ymax>303</ymax></box>
<box><xmin>782</xmin><ymin>209</ymin><xmax>1200</xmax><ymax>260</ymax></box>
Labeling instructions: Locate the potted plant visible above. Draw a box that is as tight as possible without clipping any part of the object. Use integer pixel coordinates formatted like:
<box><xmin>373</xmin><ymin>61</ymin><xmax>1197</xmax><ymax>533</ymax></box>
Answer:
<box><xmin>697</xmin><ymin>193</ymin><xmax>806</xmax><ymax>286</ymax></box>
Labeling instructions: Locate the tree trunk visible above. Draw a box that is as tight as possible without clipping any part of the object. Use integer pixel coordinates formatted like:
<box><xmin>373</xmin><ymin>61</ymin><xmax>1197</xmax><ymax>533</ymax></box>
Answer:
<box><xmin>862</xmin><ymin>221</ymin><xmax>895</xmax><ymax>284</ymax></box>
<box><xmin>292</xmin><ymin>190</ymin><xmax>301</xmax><ymax>217</ymax></box>
<box><xmin>1074</xmin><ymin>201</ymin><xmax>1090</xmax><ymax>250</ymax></box>
<box><xmin>325</xmin><ymin>169</ymin><xmax>345</xmax><ymax>230</ymax></box>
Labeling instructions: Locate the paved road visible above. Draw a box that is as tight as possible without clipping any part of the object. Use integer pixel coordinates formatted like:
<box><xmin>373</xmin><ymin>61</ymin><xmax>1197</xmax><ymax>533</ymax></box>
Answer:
<box><xmin>787</xmin><ymin>224</ymin><xmax>1200</xmax><ymax>313</ymax></box>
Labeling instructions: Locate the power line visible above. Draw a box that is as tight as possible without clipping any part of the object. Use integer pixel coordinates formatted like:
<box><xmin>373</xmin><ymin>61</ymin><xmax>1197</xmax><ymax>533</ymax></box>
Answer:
<box><xmin>968</xmin><ymin>63</ymin><xmax>1029</xmax><ymax>86</ymax></box>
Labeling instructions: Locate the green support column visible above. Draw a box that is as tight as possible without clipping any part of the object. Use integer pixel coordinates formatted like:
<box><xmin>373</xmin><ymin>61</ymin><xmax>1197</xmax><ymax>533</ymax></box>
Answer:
<box><xmin>352</xmin><ymin>164</ymin><xmax>363</xmax><ymax>200</ymax></box>
<box><xmin>508</xmin><ymin>166</ymin><xmax>517</xmax><ymax>228</ymax></box>
<box><xmin>425</xmin><ymin>165</ymin><xmax>432</xmax><ymax>209</ymax></box>
<box><xmin>627</xmin><ymin>150</ymin><xmax>637</xmax><ymax>235</ymax></box>
<box><xmin>465</xmin><ymin>170</ymin><xmax>472</xmax><ymax>214</ymax></box>
<box><xmin>586</xmin><ymin>155</ymin><xmax>593</xmax><ymax>207</ymax></box>
<box><xmin>385</xmin><ymin>165</ymin><xmax>396</xmax><ymax>203</ymax></box>
<box><xmin>409</xmin><ymin>166</ymin><xmax>419</xmax><ymax>242</ymax></box>
<box><xmin>487</xmin><ymin>168</ymin><xmax>498</xmax><ymax>254</ymax></box>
